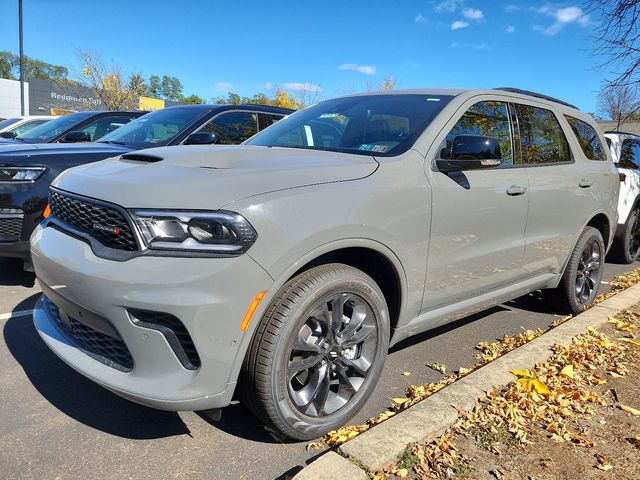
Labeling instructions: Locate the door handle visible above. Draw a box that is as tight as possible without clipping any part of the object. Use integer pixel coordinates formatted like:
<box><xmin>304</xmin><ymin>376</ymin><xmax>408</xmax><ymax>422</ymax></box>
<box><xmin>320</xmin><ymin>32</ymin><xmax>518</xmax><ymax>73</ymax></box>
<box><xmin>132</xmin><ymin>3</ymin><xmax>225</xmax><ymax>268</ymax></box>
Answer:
<box><xmin>506</xmin><ymin>185</ymin><xmax>527</xmax><ymax>196</ymax></box>
<box><xmin>579</xmin><ymin>179</ymin><xmax>593</xmax><ymax>188</ymax></box>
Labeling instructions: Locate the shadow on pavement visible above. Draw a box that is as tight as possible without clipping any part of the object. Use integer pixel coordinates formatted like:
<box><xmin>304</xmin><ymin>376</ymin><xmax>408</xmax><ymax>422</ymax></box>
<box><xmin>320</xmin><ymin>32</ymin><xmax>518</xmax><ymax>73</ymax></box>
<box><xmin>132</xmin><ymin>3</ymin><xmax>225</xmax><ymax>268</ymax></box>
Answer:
<box><xmin>0</xmin><ymin>258</ymin><xmax>35</xmax><ymax>287</ymax></box>
<box><xmin>3</xmin><ymin>294</ymin><xmax>190</xmax><ymax>440</ymax></box>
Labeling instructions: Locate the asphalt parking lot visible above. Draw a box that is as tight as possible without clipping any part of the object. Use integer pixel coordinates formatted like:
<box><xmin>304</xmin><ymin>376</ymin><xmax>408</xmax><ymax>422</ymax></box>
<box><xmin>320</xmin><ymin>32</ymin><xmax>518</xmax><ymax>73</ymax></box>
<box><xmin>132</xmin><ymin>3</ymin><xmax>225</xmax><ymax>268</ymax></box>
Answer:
<box><xmin>0</xmin><ymin>257</ymin><xmax>635</xmax><ymax>480</ymax></box>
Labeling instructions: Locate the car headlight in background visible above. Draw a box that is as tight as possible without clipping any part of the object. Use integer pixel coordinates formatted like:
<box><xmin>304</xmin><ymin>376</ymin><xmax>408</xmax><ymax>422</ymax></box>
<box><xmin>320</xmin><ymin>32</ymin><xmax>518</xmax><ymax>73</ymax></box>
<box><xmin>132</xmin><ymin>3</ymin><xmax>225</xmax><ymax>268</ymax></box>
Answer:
<box><xmin>0</xmin><ymin>167</ymin><xmax>46</xmax><ymax>182</ymax></box>
<box><xmin>130</xmin><ymin>210</ymin><xmax>257</xmax><ymax>255</ymax></box>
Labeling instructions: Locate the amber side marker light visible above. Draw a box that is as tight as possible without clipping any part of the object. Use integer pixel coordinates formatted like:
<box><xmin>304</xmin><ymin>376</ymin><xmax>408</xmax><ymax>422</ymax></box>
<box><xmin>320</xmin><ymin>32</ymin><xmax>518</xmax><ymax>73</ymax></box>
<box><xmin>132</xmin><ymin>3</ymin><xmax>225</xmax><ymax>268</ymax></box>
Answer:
<box><xmin>42</xmin><ymin>203</ymin><xmax>51</xmax><ymax>218</ymax></box>
<box><xmin>240</xmin><ymin>291</ymin><xmax>267</xmax><ymax>331</ymax></box>
<box><xmin>619</xmin><ymin>172</ymin><xmax>627</xmax><ymax>182</ymax></box>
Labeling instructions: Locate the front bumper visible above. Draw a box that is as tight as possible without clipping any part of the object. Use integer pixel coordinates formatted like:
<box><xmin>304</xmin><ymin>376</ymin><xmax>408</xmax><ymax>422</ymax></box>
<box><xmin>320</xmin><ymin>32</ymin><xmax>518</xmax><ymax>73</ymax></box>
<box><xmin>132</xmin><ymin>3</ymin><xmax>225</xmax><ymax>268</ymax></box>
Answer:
<box><xmin>31</xmin><ymin>224</ymin><xmax>274</xmax><ymax>411</ymax></box>
<box><xmin>0</xmin><ymin>180</ymin><xmax>48</xmax><ymax>259</ymax></box>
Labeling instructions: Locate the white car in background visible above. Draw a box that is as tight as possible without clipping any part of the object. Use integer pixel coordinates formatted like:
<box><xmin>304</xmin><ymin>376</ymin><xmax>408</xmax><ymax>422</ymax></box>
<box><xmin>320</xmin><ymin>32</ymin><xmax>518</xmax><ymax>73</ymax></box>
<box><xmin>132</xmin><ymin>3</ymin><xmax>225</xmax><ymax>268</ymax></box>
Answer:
<box><xmin>605</xmin><ymin>130</ymin><xmax>640</xmax><ymax>263</ymax></box>
<box><xmin>0</xmin><ymin>115</ymin><xmax>56</xmax><ymax>139</ymax></box>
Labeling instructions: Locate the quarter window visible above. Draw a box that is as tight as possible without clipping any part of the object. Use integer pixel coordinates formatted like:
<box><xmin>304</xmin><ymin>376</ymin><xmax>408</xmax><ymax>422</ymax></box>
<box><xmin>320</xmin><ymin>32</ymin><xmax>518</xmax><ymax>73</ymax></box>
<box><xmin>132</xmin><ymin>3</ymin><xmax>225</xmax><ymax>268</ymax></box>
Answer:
<box><xmin>200</xmin><ymin>112</ymin><xmax>258</xmax><ymax>144</ymax></box>
<box><xmin>443</xmin><ymin>101</ymin><xmax>513</xmax><ymax>165</ymax></box>
<box><xmin>564</xmin><ymin>116</ymin><xmax>606</xmax><ymax>161</ymax></box>
<box><xmin>619</xmin><ymin>139</ymin><xmax>640</xmax><ymax>169</ymax></box>
<box><xmin>514</xmin><ymin>104</ymin><xmax>571</xmax><ymax>164</ymax></box>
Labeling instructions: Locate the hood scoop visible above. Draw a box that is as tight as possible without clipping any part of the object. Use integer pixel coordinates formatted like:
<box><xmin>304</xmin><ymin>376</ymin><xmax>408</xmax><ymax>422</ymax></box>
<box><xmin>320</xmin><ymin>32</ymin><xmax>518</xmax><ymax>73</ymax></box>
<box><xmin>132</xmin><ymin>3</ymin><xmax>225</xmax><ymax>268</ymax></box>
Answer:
<box><xmin>121</xmin><ymin>153</ymin><xmax>164</xmax><ymax>163</ymax></box>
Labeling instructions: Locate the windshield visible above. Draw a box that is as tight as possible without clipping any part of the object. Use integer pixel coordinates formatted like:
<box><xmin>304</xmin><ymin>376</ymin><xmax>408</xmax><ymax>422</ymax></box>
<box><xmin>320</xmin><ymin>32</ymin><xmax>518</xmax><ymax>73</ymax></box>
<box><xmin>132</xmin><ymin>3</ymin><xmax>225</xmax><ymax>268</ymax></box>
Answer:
<box><xmin>17</xmin><ymin>112</ymin><xmax>91</xmax><ymax>142</ymax></box>
<box><xmin>0</xmin><ymin>118</ymin><xmax>21</xmax><ymax>130</ymax></box>
<box><xmin>98</xmin><ymin>107</ymin><xmax>210</xmax><ymax>148</ymax></box>
<box><xmin>246</xmin><ymin>94</ymin><xmax>453</xmax><ymax>156</ymax></box>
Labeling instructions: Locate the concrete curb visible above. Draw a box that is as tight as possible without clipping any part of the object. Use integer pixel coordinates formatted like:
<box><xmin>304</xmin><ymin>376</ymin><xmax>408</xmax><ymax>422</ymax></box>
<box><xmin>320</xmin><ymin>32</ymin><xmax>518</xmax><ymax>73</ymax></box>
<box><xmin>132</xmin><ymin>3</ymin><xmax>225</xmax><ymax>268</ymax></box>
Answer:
<box><xmin>293</xmin><ymin>282</ymin><xmax>640</xmax><ymax>477</ymax></box>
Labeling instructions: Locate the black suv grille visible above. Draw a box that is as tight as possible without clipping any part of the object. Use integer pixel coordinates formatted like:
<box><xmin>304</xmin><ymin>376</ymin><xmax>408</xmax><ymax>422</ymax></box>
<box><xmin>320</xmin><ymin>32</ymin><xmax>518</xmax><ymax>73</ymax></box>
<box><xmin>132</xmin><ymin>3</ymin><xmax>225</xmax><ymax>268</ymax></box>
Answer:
<box><xmin>44</xmin><ymin>296</ymin><xmax>134</xmax><ymax>372</ymax></box>
<box><xmin>0</xmin><ymin>217</ymin><xmax>22</xmax><ymax>241</ymax></box>
<box><xmin>49</xmin><ymin>190</ymin><xmax>138</xmax><ymax>251</ymax></box>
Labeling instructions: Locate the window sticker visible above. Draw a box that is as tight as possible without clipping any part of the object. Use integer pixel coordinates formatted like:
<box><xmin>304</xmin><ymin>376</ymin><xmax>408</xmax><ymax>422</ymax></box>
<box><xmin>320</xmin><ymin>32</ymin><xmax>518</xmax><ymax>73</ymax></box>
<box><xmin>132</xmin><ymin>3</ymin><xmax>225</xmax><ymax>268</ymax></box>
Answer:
<box><xmin>371</xmin><ymin>144</ymin><xmax>389</xmax><ymax>153</ymax></box>
<box><xmin>359</xmin><ymin>144</ymin><xmax>374</xmax><ymax>151</ymax></box>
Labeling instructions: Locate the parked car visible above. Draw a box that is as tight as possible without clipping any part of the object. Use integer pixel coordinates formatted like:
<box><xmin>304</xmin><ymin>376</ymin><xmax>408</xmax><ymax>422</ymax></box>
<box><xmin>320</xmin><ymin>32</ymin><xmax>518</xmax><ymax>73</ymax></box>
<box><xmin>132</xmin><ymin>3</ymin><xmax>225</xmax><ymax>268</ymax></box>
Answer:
<box><xmin>0</xmin><ymin>115</ymin><xmax>56</xmax><ymax>138</ymax></box>
<box><xmin>604</xmin><ymin>130</ymin><xmax>640</xmax><ymax>263</ymax></box>
<box><xmin>31</xmin><ymin>89</ymin><xmax>618</xmax><ymax>440</ymax></box>
<box><xmin>0</xmin><ymin>110</ymin><xmax>144</xmax><ymax>146</ymax></box>
<box><xmin>0</xmin><ymin>104</ymin><xmax>292</xmax><ymax>266</ymax></box>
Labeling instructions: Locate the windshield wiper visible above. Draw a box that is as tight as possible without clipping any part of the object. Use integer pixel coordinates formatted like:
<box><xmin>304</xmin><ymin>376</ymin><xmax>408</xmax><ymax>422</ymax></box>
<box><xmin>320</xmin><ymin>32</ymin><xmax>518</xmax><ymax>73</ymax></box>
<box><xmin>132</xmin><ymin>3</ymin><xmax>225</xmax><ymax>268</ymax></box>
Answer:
<box><xmin>99</xmin><ymin>140</ymin><xmax>126</xmax><ymax>145</ymax></box>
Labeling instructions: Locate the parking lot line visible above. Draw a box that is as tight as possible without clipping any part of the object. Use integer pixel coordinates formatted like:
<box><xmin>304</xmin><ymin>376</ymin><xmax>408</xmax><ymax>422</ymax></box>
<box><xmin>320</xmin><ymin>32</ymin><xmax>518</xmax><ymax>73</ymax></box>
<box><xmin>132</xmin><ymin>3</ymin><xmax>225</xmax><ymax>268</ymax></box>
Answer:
<box><xmin>0</xmin><ymin>309</ymin><xmax>34</xmax><ymax>321</ymax></box>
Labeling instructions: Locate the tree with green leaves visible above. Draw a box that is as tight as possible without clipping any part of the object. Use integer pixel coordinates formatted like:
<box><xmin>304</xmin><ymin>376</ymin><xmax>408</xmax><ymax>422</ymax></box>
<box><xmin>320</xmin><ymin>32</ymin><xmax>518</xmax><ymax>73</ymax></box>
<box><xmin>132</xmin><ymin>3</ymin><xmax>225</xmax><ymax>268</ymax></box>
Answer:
<box><xmin>181</xmin><ymin>94</ymin><xmax>205</xmax><ymax>104</ymax></box>
<box><xmin>0</xmin><ymin>51</ymin><xmax>68</xmax><ymax>81</ymax></box>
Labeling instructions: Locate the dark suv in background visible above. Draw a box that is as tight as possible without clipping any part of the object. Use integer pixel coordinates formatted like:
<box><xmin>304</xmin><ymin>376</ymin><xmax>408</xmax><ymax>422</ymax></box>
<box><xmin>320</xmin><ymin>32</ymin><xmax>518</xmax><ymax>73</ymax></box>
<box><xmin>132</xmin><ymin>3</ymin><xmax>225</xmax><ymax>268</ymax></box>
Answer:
<box><xmin>0</xmin><ymin>104</ymin><xmax>292</xmax><ymax>267</ymax></box>
<box><xmin>0</xmin><ymin>111</ymin><xmax>144</xmax><ymax>145</ymax></box>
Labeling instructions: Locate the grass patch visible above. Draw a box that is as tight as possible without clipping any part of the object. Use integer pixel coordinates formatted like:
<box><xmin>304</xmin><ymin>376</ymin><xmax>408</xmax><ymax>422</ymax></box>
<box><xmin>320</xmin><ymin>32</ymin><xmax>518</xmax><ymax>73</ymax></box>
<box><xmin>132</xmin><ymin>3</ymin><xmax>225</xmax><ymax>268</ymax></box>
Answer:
<box><xmin>396</xmin><ymin>446</ymin><xmax>420</xmax><ymax>471</ymax></box>
<box><xmin>471</xmin><ymin>426</ymin><xmax>518</xmax><ymax>452</ymax></box>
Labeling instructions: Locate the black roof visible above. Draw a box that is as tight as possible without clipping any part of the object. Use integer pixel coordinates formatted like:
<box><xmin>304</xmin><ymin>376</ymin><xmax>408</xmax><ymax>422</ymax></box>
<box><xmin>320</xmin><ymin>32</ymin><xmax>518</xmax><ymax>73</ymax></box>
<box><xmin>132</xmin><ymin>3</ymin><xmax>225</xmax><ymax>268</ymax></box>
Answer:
<box><xmin>493</xmin><ymin>87</ymin><xmax>579</xmax><ymax>110</ymax></box>
<box><xmin>162</xmin><ymin>104</ymin><xmax>295</xmax><ymax>114</ymax></box>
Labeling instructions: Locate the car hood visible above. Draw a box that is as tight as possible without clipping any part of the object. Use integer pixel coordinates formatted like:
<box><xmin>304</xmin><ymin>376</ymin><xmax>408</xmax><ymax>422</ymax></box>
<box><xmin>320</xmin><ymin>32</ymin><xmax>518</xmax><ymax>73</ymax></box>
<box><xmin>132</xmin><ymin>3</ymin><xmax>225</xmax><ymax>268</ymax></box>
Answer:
<box><xmin>0</xmin><ymin>142</ymin><xmax>133</xmax><ymax>165</ymax></box>
<box><xmin>53</xmin><ymin>145</ymin><xmax>379</xmax><ymax>209</ymax></box>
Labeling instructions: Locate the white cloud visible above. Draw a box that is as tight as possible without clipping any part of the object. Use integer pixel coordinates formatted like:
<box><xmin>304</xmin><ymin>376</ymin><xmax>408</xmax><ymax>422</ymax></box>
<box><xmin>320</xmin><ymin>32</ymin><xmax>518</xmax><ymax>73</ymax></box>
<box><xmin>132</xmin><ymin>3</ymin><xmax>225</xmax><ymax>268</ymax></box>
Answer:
<box><xmin>451</xmin><ymin>20</ymin><xmax>470</xmax><ymax>30</ymax></box>
<box><xmin>451</xmin><ymin>42</ymin><xmax>493</xmax><ymax>50</ymax></box>
<box><xmin>215</xmin><ymin>82</ymin><xmax>233</xmax><ymax>91</ymax></box>
<box><xmin>506</xmin><ymin>25</ymin><xmax>515</xmax><ymax>33</ymax></box>
<box><xmin>285</xmin><ymin>82</ymin><xmax>322</xmax><ymax>93</ymax></box>
<box><xmin>415</xmin><ymin>13</ymin><xmax>427</xmax><ymax>23</ymax></box>
<box><xmin>338</xmin><ymin>63</ymin><xmax>377</xmax><ymax>75</ymax></box>
<box><xmin>462</xmin><ymin>8</ymin><xmax>483</xmax><ymax>20</ymax></box>
<box><xmin>435</xmin><ymin>0</ymin><xmax>460</xmax><ymax>13</ymax></box>
<box><xmin>504</xmin><ymin>4</ymin><xmax>521</xmax><ymax>12</ymax></box>
<box><xmin>534</xmin><ymin>5</ymin><xmax>589</xmax><ymax>35</ymax></box>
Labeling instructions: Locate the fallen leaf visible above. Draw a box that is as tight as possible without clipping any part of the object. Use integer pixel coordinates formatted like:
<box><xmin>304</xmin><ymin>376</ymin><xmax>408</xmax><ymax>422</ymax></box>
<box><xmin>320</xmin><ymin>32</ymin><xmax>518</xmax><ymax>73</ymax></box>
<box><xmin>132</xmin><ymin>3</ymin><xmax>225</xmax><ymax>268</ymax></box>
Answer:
<box><xmin>595</xmin><ymin>453</ymin><xmax>613</xmax><ymax>471</ymax></box>
<box><xmin>619</xmin><ymin>404</ymin><xmax>640</xmax><ymax>416</ymax></box>
<box><xmin>629</xmin><ymin>435</ymin><xmax>640</xmax><ymax>448</ymax></box>
<box><xmin>560</xmin><ymin>364</ymin><xmax>574</xmax><ymax>379</ymax></box>
<box><xmin>391</xmin><ymin>397</ymin><xmax>410</xmax><ymax>405</ymax></box>
<box><xmin>458</xmin><ymin>367</ymin><xmax>471</xmax><ymax>375</ymax></box>
<box><xmin>396</xmin><ymin>468</ymin><xmax>408</xmax><ymax>477</ymax></box>
<box><xmin>402</xmin><ymin>371</ymin><xmax>411</xmax><ymax>377</ymax></box>
<box><xmin>306</xmin><ymin>442</ymin><xmax>324</xmax><ymax>452</ymax></box>
<box><xmin>426</xmin><ymin>362</ymin><xmax>447</xmax><ymax>374</ymax></box>
<box><xmin>620</xmin><ymin>338</ymin><xmax>640</xmax><ymax>347</ymax></box>
<box><xmin>511</xmin><ymin>369</ymin><xmax>535</xmax><ymax>379</ymax></box>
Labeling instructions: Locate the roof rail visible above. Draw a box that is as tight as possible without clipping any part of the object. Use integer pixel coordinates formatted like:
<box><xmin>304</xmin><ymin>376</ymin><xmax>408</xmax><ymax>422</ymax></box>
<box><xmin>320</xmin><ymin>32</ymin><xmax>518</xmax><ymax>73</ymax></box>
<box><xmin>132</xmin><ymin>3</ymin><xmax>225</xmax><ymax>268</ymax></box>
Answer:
<box><xmin>493</xmin><ymin>87</ymin><xmax>579</xmax><ymax>110</ymax></box>
<box><xmin>603</xmin><ymin>130</ymin><xmax>640</xmax><ymax>137</ymax></box>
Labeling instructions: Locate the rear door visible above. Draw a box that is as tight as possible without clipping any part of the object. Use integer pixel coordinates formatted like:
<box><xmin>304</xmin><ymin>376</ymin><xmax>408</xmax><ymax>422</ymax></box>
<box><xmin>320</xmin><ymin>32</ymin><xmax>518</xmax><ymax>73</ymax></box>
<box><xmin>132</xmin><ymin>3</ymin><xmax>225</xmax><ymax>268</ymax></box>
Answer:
<box><xmin>423</xmin><ymin>99</ymin><xmax>530</xmax><ymax>311</ymax></box>
<box><xmin>616</xmin><ymin>137</ymin><xmax>640</xmax><ymax>225</ymax></box>
<box><xmin>515</xmin><ymin>103</ymin><xmax>590</xmax><ymax>274</ymax></box>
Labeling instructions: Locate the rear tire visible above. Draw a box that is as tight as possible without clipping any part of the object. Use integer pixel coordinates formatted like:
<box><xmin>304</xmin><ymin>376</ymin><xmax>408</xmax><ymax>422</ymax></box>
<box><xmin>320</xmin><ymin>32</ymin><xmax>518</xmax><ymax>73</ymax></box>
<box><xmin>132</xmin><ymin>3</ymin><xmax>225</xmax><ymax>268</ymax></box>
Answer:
<box><xmin>545</xmin><ymin>226</ymin><xmax>604</xmax><ymax>314</ymax></box>
<box><xmin>610</xmin><ymin>208</ymin><xmax>640</xmax><ymax>264</ymax></box>
<box><xmin>240</xmin><ymin>263</ymin><xmax>389</xmax><ymax>440</ymax></box>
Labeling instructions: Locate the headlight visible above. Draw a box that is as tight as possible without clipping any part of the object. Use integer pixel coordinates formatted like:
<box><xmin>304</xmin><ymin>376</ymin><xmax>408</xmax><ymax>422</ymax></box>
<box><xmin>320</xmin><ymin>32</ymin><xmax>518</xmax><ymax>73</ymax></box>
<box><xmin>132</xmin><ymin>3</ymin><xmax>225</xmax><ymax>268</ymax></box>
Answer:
<box><xmin>0</xmin><ymin>167</ymin><xmax>46</xmax><ymax>182</ymax></box>
<box><xmin>130</xmin><ymin>210</ymin><xmax>257</xmax><ymax>255</ymax></box>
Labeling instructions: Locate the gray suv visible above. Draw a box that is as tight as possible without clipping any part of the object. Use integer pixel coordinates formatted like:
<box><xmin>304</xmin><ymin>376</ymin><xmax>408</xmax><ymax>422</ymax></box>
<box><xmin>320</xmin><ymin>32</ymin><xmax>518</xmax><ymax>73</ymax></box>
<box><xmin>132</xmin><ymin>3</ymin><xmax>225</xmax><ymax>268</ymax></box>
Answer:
<box><xmin>31</xmin><ymin>88</ymin><xmax>619</xmax><ymax>440</ymax></box>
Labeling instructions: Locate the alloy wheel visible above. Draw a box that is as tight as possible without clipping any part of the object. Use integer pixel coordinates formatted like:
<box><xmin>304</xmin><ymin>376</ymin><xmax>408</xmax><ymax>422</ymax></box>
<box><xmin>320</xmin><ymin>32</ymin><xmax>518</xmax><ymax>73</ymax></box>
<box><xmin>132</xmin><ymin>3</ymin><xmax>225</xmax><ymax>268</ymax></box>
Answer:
<box><xmin>286</xmin><ymin>293</ymin><xmax>378</xmax><ymax>417</ymax></box>
<box><xmin>575</xmin><ymin>238</ymin><xmax>602</xmax><ymax>304</ymax></box>
<box><xmin>628</xmin><ymin>211</ymin><xmax>640</xmax><ymax>261</ymax></box>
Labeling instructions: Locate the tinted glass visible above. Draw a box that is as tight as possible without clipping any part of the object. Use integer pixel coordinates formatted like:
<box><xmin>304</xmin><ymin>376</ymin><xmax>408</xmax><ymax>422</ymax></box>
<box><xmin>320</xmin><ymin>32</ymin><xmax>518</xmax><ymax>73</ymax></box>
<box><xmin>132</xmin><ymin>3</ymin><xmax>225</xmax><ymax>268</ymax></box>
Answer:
<box><xmin>443</xmin><ymin>101</ymin><xmax>513</xmax><ymax>165</ymax></box>
<box><xmin>565</xmin><ymin>116</ymin><xmax>606</xmax><ymax>161</ymax></box>
<box><xmin>79</xmin><ymin>116</ymin><xmax>133</xmax><ymax>141</ymax></box>
<box><xmin>17</xmin><ymin>112</ymin><xmax>93</xmax><ymax>142</ymax></box>
<box><xmin>247</xmin><ymin>94</ymin><xmax>453</xmax><ymax>156</ymax></box>
<box><xmin>619</xmin><ymin>139</ymin><xmax>640</xmax><ymax>169</ymax></box>
<box><xmin>515</xmin><ymin>104</ymin><xmax>571</xmax><ymax>164</ymax></box>
<box><xmin>98</xmin><ymin>108</ymin><xmax>208</xmax><ymax>148</ymax></box>
<box><xmin>12</xmin><ymin>119</ymin><xmax>49</xmax><ymax>136</ymax></box>
<box><xmin>0</xmin><ymin>118</ymin><xmax>21</xmax><ymax>130</ymax></box>
<box><xmin>200</xmin><ymin>112</ymin><xmax>258</xmax><ymax>144</ymax></box>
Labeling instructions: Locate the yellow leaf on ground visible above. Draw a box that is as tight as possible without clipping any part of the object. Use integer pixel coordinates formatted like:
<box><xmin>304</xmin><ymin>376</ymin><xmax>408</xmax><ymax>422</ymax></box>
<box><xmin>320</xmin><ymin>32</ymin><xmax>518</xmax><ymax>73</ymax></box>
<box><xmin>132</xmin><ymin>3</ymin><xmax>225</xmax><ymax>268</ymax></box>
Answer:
<box><xmin>620</xmin><ymin>405</ymin><xmax>640</xmax><ymax>416</ymax></box>
<box><xmin>511</xmin><ymin>369</ymin><xmax>535</xmax><ymax>379</ymax></box>
<box><xmin>396</xmin><ymin>468</ymin><xmax>409</xmax><ymax>477</ymax></box>
<box><xmin>596</xmin><ymin>463</ymin><xmax>613</xmax><ymax>471</ymax></box>
<box><xmin>391</xmin><ymin>397</ymin><xmax>410</xmax><ymax>405</ymax></box>
<box><xmin>458</xmin><ymin>367</ymin><xmax>471</xmax><ymax>375</ymax></box>
<box><xmin>620</xmin><ymin>338</ymin><xmax>640</xmax><ymax>347</ymax></box>
<box><xmin>560</xmin><ymin>364</ymin><xmax>574</xmax><ymax>379</ymax></box>
<box><xmin>609</xmin><ymin>371</ymin><xmax>625</xmax><ymax>378</ymax></box>
<box><xmin>402</xmin><ymin>371</ymin><xmax>411</xmax><ymax>376</ymax></box>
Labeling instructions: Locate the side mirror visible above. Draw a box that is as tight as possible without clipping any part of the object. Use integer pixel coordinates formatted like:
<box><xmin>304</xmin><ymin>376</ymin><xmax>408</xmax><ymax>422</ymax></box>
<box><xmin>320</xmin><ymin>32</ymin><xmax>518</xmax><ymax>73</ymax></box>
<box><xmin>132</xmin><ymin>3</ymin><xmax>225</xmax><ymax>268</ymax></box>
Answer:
<box><xmin>59</xmin><ymin>131</ymin><xmax>92</xmax><ymax>143</ymax></box>
<box><xmin>436</xmin><ymin>135</ymin><xmax>503</xmax><ymax>172</ymax></box>
<box><xmin>0</xmin><ymin>131</ymin><xmax>17</xmax><ymax>139</ymax></box>
<box><xmin>184</xmin><ymin>132</ymin><xmax>218</xmax><ymax>145</ymax></box>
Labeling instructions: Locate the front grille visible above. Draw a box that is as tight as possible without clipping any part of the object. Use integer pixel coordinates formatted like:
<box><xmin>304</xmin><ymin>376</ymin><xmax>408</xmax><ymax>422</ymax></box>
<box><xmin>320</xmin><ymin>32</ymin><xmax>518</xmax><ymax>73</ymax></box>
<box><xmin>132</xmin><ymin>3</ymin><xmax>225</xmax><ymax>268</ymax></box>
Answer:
<box><xmin>49</xmin><ymin>190</ymin><xmax>137</xmax><ymax>251</ymax></box>
<box><xmin>44</xmin><ymin>296</ymin><xmax>134</xmax><ymax>372</ymax></box>
<box><xmin>128</xmin><ymin>309</ymin><xmax>201</xmax><ymax>369</ymax></box>
<box><xmin>0</xmin><ymin>216</ymin><xmax>22</xmax><ymax>241</ymax></box>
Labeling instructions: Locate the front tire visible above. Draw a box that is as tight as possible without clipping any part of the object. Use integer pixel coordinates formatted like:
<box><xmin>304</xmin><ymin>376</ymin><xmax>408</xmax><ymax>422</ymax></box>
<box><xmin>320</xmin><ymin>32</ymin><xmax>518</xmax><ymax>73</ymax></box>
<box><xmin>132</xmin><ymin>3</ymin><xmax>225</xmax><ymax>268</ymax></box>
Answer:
<box><xmin>545</xmin><ymin>226</ymin><xmax>605</xmax><ymax>314</ymax></box>
<box><xmin>610</xmin><ymin>208</ymin><xmax>640</xmax><ymax>264</ymax></box>
<box><xmin>241</xmin><ymin>263</ymin><xmax>390</xmax><ymax>440</ymax></box>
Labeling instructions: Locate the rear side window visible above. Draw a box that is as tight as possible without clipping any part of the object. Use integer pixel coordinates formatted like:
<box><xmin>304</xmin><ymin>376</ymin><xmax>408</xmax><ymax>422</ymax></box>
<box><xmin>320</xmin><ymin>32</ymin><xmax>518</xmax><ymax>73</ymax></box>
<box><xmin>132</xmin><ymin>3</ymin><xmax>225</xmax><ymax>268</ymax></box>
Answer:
<box><xmin>619</xmin><ymin>139</ymin><xmax>640</xmax><ymax>169</ymax></box>
<box><xmin>443</xmin><ymin>101</ymin><xmax>514</xmax><ymax>166</ymax></box>
<box><xmin>514</xmin><ymin>104</ymin><xmax>571</xmax><ymax>164</ymax></box>
<box><xmin>564</xmin><ymin>116</ymin><xmax>607</xmax><ymax>161</ymax></box>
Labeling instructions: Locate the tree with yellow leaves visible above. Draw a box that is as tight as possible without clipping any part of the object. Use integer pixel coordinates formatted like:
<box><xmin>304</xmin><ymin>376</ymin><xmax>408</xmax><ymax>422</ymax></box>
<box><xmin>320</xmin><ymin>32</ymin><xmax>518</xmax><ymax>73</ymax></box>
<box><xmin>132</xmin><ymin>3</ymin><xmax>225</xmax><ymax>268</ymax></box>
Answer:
<box><xmin>77</xmin><ymin>49</ymin><xmax>138</xmax><ymax>110</ymax></box>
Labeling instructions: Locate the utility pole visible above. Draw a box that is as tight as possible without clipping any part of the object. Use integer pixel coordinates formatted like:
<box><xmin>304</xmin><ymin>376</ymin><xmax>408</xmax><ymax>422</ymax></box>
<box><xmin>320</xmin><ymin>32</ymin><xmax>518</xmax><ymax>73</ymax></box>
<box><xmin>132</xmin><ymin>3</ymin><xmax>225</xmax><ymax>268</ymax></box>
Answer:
<box><xmin>19</xmin><ymin>0</ymin><xmax>25</xmax><ymax>115</ymax></box>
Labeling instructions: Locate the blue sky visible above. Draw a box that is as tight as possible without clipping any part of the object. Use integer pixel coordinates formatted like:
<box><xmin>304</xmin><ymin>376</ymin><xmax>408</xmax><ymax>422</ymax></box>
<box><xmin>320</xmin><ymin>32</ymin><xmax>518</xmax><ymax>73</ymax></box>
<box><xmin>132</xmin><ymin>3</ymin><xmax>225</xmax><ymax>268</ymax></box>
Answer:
<box><xmin>0</xmin><ymin>0</ymin><xmax>609</xmax><ymax>112</ymax></box>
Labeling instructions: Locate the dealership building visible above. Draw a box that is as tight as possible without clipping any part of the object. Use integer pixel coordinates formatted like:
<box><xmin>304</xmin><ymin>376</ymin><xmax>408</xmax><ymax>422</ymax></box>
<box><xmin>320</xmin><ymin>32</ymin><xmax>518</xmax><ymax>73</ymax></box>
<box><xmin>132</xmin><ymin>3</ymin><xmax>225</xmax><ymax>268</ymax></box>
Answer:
<box><xmin>0</xmin><ymin>77</ymin><xmax>176</xmax><ymax>118</ymax></box>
